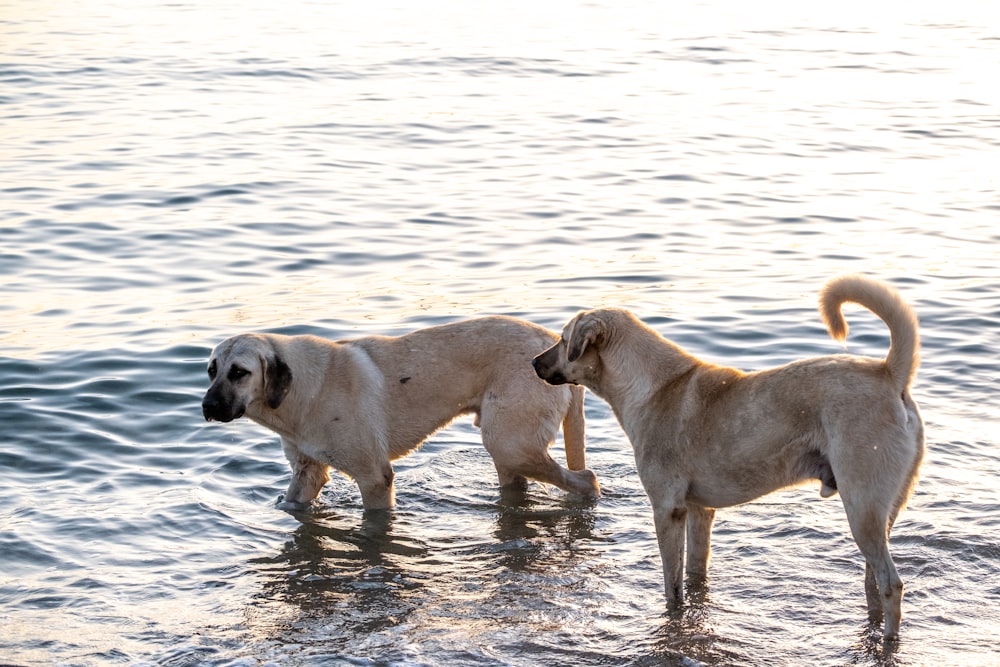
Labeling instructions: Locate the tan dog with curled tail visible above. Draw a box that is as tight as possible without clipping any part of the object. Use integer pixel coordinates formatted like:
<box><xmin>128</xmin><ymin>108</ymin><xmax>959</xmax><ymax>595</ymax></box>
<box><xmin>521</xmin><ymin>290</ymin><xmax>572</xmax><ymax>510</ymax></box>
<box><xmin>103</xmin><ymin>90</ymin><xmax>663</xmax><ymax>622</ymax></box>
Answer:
<box><xmin>533</xmin><ymin>275</ymin><xmax>923</xmax><ymax>640</ymax></box>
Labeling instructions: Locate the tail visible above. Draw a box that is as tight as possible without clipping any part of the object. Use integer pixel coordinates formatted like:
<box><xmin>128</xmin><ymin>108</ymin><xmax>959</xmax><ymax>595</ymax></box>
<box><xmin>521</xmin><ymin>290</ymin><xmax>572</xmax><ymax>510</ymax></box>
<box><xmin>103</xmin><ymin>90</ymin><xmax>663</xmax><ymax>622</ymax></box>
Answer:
<box><xmin>819</xmin><ymin>274</ymin><xmax>920</xmax><ymax>393</ymax></box>
<box><xmin>562</xmin><ymin>385</ymin><xmax>587</xmax><ymax>470</ymax></box>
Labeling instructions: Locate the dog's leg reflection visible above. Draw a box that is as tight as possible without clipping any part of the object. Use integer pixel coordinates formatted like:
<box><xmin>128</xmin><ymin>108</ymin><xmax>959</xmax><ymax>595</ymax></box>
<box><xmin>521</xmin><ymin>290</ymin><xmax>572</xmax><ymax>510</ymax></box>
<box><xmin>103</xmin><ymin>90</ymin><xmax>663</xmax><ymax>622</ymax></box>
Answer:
<box><xmin>357</xmin><ymin>507</ymin><xmax>394</xmax><ymax>542</ymax></box>
<box><xmin>651</xmin><ymin>588</ymin><xmax>718</xmax><ymax>664</ymax></box>
<box><xmin>498</xmin><ymin>479</ymin><xmax>532</xmax><ymax>507</ymax></box>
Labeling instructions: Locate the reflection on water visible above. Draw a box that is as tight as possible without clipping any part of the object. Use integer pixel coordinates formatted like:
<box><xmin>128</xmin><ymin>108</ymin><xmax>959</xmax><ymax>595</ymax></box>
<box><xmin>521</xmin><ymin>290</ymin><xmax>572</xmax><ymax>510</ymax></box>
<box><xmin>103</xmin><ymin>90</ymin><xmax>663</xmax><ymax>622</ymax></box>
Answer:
<box><xmin>252</xmin><ymin>511</ymin><xmax>421</xmax><ymax>645</ymax></box>
<box><xmin>238</xmin><ymin>494</ymin><xmax>615</xmax><ymax>664</ymax></box>
<box><xmin>236</xmin><ymin>489</ymin><xmax>822</xmax><ymax>666</ymax></box>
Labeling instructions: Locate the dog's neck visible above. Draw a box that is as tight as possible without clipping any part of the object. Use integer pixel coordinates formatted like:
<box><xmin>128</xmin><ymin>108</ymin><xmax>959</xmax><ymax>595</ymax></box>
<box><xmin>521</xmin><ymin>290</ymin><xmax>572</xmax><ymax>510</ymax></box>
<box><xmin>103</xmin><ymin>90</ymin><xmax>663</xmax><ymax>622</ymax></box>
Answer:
<box><xmin>595</xmin><ymin>313</ymin><xmax>699</xmax><ymax>421</ymax></box>
<box><xmin>244</xmin><ymin>362</ymin><xmax>320</xmax><ymax>440</ymax></box>
<box><xmin>247</xmin><ymin>403</ymin><xmax>298</xmax><ymax>441</ymax></box>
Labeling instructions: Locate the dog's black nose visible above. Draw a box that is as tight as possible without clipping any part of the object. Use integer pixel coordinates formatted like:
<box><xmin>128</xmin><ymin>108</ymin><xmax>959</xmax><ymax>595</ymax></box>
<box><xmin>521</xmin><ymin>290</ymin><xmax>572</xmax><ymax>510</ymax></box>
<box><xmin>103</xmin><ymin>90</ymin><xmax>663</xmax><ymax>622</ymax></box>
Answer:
<box><xmin>202</xmin><ymin>397</ymin><xmax>218</xmax><ymax>421</ymax></box>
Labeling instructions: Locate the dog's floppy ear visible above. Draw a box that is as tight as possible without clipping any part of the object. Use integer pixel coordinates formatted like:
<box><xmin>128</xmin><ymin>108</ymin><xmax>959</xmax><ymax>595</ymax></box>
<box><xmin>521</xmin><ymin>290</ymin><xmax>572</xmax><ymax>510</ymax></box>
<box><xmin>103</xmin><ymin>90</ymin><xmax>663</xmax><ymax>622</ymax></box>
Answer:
<box><xmin>567</xmin><ymin>313</ymin><xmax>604</xmax><ymax>362</ymax></box>
<box><xmin>264</xmin><ymin>351</ymin><xmax>293</xmax><ymax>409</ymax></box>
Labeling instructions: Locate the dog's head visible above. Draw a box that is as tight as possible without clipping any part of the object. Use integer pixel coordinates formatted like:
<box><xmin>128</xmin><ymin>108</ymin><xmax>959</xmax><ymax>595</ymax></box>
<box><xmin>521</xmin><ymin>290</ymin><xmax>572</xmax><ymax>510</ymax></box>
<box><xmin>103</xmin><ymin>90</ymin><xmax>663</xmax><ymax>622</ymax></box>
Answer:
<box><xmin>202</xmin><ymin>334</ymin><xmax>293</xmax><ymax>422</ymax></box>
<box><xmin>533</xmin><ymin>310</ymin><xmax>609</xmax><ymax>387</ymax></box>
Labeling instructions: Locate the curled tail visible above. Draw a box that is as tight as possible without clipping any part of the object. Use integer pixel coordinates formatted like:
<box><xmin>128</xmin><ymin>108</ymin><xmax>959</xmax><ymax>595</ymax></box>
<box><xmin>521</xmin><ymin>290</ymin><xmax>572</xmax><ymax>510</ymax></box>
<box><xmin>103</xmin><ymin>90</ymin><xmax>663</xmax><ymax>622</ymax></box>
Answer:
<box><xmin>562</xmin><ymin>384</ymin><xmax>588</xmax><ymax>471</ymax></box>
<box><xmin>819</xmin><ymin>274</ymin><xmax>920</xmax><ymax>393</ymax></box>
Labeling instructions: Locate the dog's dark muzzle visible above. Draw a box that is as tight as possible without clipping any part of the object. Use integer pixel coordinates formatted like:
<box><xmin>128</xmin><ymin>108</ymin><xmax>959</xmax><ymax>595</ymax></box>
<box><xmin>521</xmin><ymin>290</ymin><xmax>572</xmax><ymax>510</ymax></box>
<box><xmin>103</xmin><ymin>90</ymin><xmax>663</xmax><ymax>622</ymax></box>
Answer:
<box><xmin>201</xmin><ymin>388</ymin><xmax>243</xmax><ymax>422</ymax></box>
<box><xmin>532</xmin><ymin>354</ymin><xmax>567</xmax><ymax>385</ymax></box>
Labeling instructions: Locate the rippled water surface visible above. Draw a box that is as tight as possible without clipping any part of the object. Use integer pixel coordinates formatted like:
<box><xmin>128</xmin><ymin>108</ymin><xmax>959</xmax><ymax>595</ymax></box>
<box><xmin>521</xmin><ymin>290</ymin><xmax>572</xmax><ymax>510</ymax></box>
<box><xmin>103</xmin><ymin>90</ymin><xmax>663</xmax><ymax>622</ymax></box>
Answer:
<box><xmin>2</xmin><ymin>1</ymin><xmax>999</xmax><ymax>665</ymax></box>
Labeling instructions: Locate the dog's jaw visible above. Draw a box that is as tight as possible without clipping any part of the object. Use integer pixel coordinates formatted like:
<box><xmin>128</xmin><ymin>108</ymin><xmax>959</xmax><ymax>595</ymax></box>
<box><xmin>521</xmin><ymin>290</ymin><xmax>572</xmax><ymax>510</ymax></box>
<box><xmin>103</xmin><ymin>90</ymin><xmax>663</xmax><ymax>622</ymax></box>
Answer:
<box><xmin>536</xmin><ymin>366</ymin><xmax>568</xmax><ymax>386</ymax></box>
<box><xmin>544</xmin><ymin>371</ymin><xmax>568</xmax><ymax>385</ymax></box>
<box><xmin>532</xmin><ymin>350</ymin><xmax>569</xmax><ymax>385</ymax></box>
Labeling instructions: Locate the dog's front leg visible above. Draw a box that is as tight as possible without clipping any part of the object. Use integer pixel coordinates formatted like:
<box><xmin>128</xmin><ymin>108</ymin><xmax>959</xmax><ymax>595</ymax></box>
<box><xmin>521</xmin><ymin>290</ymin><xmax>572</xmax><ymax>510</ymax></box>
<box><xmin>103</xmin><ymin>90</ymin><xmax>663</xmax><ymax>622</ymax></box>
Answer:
<box><xmin>650</xmin><ymin>499</ymin><xmax>688</xmax><ymax>604</ymax></box>
<box><xmin>281</xmin><ymin>440</ymin><xmax>331</xmax><ymax>511</ymax></box>
<box><xmin>685</xmin><ymin>504</ymin><xmax>716</xmax><ymax>581</ymax></box>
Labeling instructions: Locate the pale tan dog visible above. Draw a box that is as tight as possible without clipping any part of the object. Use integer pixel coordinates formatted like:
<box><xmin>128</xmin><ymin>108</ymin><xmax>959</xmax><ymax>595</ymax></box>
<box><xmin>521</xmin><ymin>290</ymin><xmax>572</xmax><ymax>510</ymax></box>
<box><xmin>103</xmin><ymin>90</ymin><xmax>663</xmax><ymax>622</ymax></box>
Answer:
<box><xmin>202</xmin><ymin>317</ymin><xmax>600</xmax><ymax>512</ymax></box>
<box><xmin>532</xmin><ymin>275</ymin><xmax>923</xmax><ymax>640</ymax></box>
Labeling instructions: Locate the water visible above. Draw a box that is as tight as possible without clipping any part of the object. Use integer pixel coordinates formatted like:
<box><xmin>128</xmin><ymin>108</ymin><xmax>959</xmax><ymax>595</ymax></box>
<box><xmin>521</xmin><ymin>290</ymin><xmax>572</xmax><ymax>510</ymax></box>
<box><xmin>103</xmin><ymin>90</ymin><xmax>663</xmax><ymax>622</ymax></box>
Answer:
<box><xmin>2</xmin><ymin>1</ymin><xmax>999</xmax><ymax>664</ymax></box>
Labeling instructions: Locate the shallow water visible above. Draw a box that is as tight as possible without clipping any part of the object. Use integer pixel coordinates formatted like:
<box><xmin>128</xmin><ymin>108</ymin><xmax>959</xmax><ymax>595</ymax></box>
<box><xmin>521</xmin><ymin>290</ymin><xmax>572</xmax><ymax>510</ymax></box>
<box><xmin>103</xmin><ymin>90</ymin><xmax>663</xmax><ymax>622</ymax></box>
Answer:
<box><xmin>2</xmin><ymin>1</ymin><xmax>999</xmax><ymax>665</ymax></box>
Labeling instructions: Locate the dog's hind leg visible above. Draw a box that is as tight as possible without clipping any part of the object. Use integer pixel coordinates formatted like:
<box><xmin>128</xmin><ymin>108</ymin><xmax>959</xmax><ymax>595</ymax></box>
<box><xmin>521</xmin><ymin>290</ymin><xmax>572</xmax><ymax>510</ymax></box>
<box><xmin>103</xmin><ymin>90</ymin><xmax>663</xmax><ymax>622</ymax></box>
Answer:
<box><xmin>495</xmin><ymin>452</ymin><xmax>598</xmax><ymax>497</ymax></box>
<box><xmin>865</xmin><ymin>541</ymin><xmax>902</xmax><ymax>640</ymax></box>
<box><xmin>685</xmin><ymin>505</ymin><xmax>716</xmax><ymax>581</ymax></box>
<box><xmin>842</xmin><ymin>495</ymin><xmax>904</xmax><ymax>640</ymax></box>
<box><xmin>835</xmin><ymin>416</ymin><xmax>920</xmax><ymax>639</ymax></box>
<box><xmin>480</xmin><ymin>401</ymin><xmax>599</xmax><ymax>498</ymax></box>
<box><xmin>356</xmin><ymin>462</ymin><xmax>396</xmax><ymax>511</ymax></box>
<box><xmin>538</xmin><ymin>456</ymin><xmax>600</xmax><ymax>497</ymax></box>
<box><xmin>493</xmin><ymin>463</ymin><xmax>529</xmax><ymax>492</ymax></box>
<box><xmin>864</xmin><ymin>562</ymin><xmax>882</xmax><ymax>624</ymax></box>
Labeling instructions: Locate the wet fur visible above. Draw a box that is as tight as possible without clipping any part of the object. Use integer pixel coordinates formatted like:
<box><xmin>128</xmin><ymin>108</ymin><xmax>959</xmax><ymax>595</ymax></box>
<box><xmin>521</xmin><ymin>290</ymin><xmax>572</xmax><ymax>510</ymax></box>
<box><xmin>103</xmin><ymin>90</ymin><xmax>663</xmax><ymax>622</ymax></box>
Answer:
<box><xmin>203</xmin><ymin>317</ymin><xmax>600</xmax><ymax>511</ymax></box>
<box><xmin>533</xmin><ymin>275</ymin><xmax>924</xmax><ymax>639</ymax></box>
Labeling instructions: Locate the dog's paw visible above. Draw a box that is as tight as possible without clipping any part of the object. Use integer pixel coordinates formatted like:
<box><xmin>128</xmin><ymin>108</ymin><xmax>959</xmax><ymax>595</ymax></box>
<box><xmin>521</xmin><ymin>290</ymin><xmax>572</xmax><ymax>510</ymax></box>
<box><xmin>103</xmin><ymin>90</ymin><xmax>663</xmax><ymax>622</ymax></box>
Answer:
<box><xmin>277</xmin><ymin>499</ymin><xmax>309</xmax><ymax>513</ymax></box>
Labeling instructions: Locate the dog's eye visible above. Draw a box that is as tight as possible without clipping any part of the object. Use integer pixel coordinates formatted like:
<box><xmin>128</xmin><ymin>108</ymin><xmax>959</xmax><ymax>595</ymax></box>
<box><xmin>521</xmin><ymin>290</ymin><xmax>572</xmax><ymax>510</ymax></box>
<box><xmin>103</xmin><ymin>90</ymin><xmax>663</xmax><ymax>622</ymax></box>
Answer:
<box><xmin>207</xmin><ymin>360</ymin><xmax>217</xmax><ymax>380</ymax></box>
<box><xmin>228</xmin><ymin>366</ymin><xmax>249</xmax><ymax>381</ymax></box>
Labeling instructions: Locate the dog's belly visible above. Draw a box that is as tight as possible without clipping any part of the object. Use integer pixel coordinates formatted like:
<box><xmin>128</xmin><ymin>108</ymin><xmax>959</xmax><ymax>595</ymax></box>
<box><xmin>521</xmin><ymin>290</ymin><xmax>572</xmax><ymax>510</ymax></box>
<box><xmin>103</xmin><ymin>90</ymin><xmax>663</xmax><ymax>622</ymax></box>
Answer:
<box><xmin>684</xmin><ymin>451</ymin><xmax>831</xmax><ymax>508</ymax></box>
<box><xmin>686</xmin><ymin>483</ymin><xmax>774</xmax><ymax>509</ymax></box>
